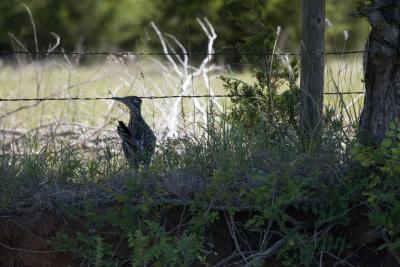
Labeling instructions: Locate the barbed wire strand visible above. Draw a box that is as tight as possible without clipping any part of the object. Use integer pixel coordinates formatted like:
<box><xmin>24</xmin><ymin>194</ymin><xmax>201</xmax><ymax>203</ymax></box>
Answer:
<box><xmin>0</xmin><ymin>50</ymin><xmax>366</xmax><ymax>56</ymax></box>
<box><xmin>0</xmin><ymin>92</ymin><xmax>365</xmax><ymax>102</ymax></box>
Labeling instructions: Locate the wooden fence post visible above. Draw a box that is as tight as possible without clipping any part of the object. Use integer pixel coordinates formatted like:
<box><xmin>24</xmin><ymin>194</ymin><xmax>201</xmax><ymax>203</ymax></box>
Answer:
<box><xmin>300</xmin><ymin>0</ymin><xmax>325</xmax><ymax>144</ymax></box>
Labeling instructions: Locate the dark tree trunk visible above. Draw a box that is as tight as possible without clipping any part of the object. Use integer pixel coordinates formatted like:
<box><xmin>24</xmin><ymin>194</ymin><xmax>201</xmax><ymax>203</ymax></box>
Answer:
<box><xmin>300</xmin><ymin>0</ymin><xmax>325</xmax><ymax>141</ymax></box>
<box><xmin>360</xmin><ymin>0</ymin><xmax>400</xmax><ymax>145</ymax></box>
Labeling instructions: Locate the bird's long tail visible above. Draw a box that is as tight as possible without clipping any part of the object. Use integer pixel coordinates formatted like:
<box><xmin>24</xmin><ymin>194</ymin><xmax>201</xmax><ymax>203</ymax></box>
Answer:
<box><xmin>117</xmin><ymin>121</ymin><xmax>139</xmax><ymax>147</ymax></box>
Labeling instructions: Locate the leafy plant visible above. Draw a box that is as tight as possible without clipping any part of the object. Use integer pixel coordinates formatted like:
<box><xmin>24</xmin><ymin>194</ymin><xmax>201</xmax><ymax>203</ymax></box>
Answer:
<box><xmin>353</xmin><ymin>119</ymin><xmax>400</xmax><ymax>262</ymax></box>
<box><xmin>221</xmin><ymin>3</ymin><xmax>301</xmax><ymax>140</ymax></box>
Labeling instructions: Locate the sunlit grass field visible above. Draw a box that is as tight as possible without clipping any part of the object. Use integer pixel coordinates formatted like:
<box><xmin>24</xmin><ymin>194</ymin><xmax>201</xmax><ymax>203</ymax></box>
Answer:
<box><xmin>0</xmin><ymin>54</ymin><xmax>364</xmax><ymax>137</ymax></box>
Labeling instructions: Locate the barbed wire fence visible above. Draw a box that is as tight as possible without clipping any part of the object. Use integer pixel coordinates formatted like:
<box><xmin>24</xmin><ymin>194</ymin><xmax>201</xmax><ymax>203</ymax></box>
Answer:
<box><xmin>0</xmin><ymin>20</ymin><xmax>366</xmax><ymax>146</ymax></box>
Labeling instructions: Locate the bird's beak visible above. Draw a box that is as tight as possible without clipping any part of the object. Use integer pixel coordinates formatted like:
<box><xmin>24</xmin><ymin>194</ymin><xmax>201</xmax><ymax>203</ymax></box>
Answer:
<box><xmin>113</xmin><ymin>97</ymin><xmax>127</xmax><ymax>105</ymax></box>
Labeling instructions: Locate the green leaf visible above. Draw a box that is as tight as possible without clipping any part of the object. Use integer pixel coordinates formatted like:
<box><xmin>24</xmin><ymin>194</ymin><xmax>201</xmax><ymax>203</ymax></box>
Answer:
<box><xmin>115</xmin><ymin>194</ymin><xmax>129</xmax><ymax>203</ymax></box>
<box><xmin>381</xmin><ymin>138</ymin><xmax>393</xmax><ymax>148</ymax></box>
<box><xmin>389</xmin><ymin>121</ymin><xmax>397</xmax><ymax>130</ymax></box>
<box><xmin>386</xmin><ymin>130</ymin><xmax>395</xmax><ymax>137</ymax></box>
<box><xmin>360</xmin><ymin>158</ymin><xmax>373</xmax><ymax>167</ymax></box>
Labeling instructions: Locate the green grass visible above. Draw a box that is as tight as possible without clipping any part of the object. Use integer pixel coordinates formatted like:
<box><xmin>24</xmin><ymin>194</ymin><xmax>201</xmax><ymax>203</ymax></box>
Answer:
<box><xmin>324</xmin><ymin>56</ymin><xmax>365</xmax><ymax>124</ymax></box>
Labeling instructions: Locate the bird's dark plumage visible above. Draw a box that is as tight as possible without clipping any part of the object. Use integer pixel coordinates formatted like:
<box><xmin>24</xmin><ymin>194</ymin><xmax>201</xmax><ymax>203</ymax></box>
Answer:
<box><xmin>114</xmin><ymin>96</ymin><xmax>156</xmax><ymax>170</ymax></box>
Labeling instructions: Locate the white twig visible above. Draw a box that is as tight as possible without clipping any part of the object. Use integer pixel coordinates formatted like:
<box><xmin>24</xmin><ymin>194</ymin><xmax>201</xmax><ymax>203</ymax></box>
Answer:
<box><xmin>150</xmin><ymin>18</ymin><xmax>222</xmax><ymax>138</ymax></box>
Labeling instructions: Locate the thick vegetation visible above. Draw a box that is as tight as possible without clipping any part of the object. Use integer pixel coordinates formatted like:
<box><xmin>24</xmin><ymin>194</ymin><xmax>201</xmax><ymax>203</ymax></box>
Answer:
<box><xmin>1</xmin><ymin>0</ymin><xmax>368</xmax><ymax>53</ymax></box>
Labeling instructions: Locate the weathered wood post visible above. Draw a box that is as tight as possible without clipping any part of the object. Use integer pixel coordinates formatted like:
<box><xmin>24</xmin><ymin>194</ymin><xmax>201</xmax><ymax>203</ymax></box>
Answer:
<box><xmin>300</xmin><ymin>0</ymin><xmax>325</xmax><ymax>145</ymax></box>
<box><xmin>359</xmin><ymin>1</ymin><xmax>400</xmax><ymax>145</ymax></box>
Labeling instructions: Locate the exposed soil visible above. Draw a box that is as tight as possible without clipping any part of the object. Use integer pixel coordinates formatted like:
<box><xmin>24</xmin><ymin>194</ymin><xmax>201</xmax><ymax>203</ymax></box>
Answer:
<box><xmin>0</xmin><ymin>213</ymin><xmax>76</xmax><ymax>267</ymax></box>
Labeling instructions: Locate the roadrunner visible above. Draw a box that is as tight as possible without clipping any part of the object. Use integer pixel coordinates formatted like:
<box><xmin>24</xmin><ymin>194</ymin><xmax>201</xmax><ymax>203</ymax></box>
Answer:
<box><xmin>114</xmin><ymin>96</ymin><xmax>156</xmax><ymax>170</ymax></box>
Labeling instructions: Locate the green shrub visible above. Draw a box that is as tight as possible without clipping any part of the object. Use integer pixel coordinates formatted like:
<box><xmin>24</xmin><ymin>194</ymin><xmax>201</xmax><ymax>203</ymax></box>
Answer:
<box><xmin>353</xmin><ymin>119</ymin><xmax>400</xmax><ymax>258</ymax></box>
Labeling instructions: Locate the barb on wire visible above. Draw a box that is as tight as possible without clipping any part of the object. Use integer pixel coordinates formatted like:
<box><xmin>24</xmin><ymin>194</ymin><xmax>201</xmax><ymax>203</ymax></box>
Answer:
<box><xmin>0</xmin><ymin>50</ymin><xmax>366</xmax><ymax>57</ymax></box>
<box><xmin>323</xmin><ymin>92</ymin><xmax>365</xmax><ymax>95</ymax></box>
<box><xmin>0</xmin><ymin>92</ymin><xmax>366</xmax><ymax>102</ymax></box>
